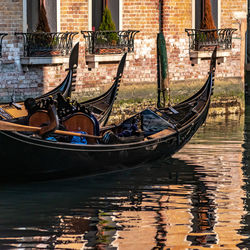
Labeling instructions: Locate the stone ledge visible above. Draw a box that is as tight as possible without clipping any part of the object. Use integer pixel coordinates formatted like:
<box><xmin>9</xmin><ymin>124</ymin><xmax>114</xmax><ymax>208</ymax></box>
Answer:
<box><xmin>1</xmin><ymin>60</ymin><xmax>15</xmax><ymax>64</ymax></box>
<box><xmin>189</xmin><ymin>50</ymin><xmax>231</xmax><ymax>65</ymax></box>
<box><xmin>19</xmin><ymin>56</ymin><xmax>69</xmax><ymax>72</ymax></box>
<box><xmin>20</xmin><ymin>56</ymin><xmax>69</xmax><ymax>66</ymax></box>
<box><xmin>86</xmin><ymin>53</ymin><xmax>132</xmax><ymax>69</ymax></box>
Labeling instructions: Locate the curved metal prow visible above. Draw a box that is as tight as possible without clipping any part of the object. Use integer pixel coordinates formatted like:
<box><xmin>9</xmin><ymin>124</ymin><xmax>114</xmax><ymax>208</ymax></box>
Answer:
<box><xmin>209</xmin><ymin>46</ymin><xmax>217</xmax><ymax>73</ymax></box>
<box><xmin>65</xmin><ymin>42</ymin><xmax>79</xmax><ymax>96</ymax></box>
<box><xmin>69</xmin><ymin>42</ymin><xmax>79</xmax><ymax>70</ymax></box>
<box><xmin>115</xmin><ymin>52</ymin><xmax>127</xmax><ymax>79</ymax></box>
<box><xmin>38</xmin><ymin>43</ymin><xmax>79</xmax><ymax>99</ymax></box>
<box><xmin>209</xmin><ymin>46</ymin><xmax>217</xmax><ymax>96</ymax></box>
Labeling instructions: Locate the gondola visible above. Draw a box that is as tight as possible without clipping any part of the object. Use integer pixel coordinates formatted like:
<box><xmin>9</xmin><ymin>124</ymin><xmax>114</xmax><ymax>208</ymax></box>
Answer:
<box><xmin>0</xmin><ymin>48</ymin><xmax>217</xmax><ymax>182</ymax></box>
<box><xmin>0</xmin><ymin>44</ymin><xmax>127</xmax><ymax>127</ymax></box>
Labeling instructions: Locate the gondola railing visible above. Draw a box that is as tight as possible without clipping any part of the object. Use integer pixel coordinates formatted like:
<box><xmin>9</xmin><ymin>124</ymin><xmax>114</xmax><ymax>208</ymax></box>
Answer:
<box><xmin>185</xmin><ymin>28</ymin><xmax>237</xmax><ymax>51</ymax></box>
<box><xmin>15</xmin><ymin>32</ymin><xmax>78</xmax><ymax>57</ymax></box>
<box><xmin>0</xmin><ymin>33</ymin><xmax>7</xmax><ymax>57</ymax></box>
<box><xmin>81</xmin><ymin>30</ymin><xmax>139</xmax><ymax>54</ymax></box>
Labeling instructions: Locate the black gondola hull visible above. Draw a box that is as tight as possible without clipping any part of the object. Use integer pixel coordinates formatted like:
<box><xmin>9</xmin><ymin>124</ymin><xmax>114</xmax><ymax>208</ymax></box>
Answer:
<box><xmin>0</xmin><ymin>48</ymin><xmax>216</xmax><ymax>182</ymax></box>
<box><xmin>0</xmin><ymin>100</ymin><xmax>209</xmax><ymax>181</ymax></box>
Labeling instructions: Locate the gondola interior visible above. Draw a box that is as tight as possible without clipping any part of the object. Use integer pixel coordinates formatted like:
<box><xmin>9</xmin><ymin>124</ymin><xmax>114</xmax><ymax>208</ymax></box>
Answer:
<box><xmin>0</xmin><ymin>64</ymin><xmax>213</xmax><ymax>146</ymax></box>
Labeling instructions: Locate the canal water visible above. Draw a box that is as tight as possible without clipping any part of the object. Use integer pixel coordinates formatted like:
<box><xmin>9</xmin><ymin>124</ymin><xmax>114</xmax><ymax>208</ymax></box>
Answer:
<box><xmin>0</xmin><ymin>107</ymin><xmax>250</xmax><ymax>249</ymax></box>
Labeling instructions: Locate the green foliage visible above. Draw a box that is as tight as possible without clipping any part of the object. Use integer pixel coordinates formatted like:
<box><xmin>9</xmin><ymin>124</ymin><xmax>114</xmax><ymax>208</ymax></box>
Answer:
<box><xmin>99</xmin><ymin>7</ymin><xmax>118</xmax><ymax>43</ymax></box>
<box><xmin>196</xmin><ymin>32</ymin><xmax>207</xmax><ymax>42</ymax></box>
<box><xmin>99</xmin><ymin>7</ymin><xmax>116</xmax><ymax>31</ymax></box>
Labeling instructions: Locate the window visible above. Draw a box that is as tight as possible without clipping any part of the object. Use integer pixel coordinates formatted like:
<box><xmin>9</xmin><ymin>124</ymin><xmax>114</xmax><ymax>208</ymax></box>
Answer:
<box><xmin>91</xmin><ymin>0</ymin><xmax>121</xmax><ymax>31</ymax></box>
<box><xmin>193</xmin><ymin>0</ymin><xmax>220</xmax><ymax>29</ymax></box>
<box><xmin>27</xmin><ymin>0</ymin><xmax>39</xmax><ymax>32</ymax></box>
<box><xmin>25</xmin><ymin>0</ymin><xmax>59</xmax><ymax>32</ymax></box>
<box><xmin>187</xmin><ymin>0</ymin><xmax>233</xmax><ymax>65</ymax></box>
<box><xmin>20</xmin><ymin>0</ymin><xmax>77</xmax><ymax>64</ymax></box>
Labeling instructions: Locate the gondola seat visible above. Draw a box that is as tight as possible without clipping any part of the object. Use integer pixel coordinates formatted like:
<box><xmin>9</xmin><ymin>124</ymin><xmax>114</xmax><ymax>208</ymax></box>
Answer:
<box><xmin>28</xmin><ymin>110</ymin><xmax>50</xmax><ymax>127</ymax></box>
<box><xmin>62</xmin><ymin>112</ymin><xmax>99</xmax><ymax>144</ymax></box>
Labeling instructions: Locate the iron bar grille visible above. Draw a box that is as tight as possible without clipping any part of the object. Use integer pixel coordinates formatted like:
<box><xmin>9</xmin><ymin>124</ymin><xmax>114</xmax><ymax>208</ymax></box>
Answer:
<box><xmin>185</xmin><ymin>28</ymin><xmax>237</xmax><ymax>51</ymax></box>
<box><xmin>15</xmin><ymin>32</ymin><xmax>78</xmax><ymax>57</ymax></box>
<box><xmin>0</xmin><ymin>33</ymin><xmax>7</xmax><ymax>57</ymax></box>
<box><xmin>81</xmin><ymin>30</ymin><xmax>139</xmax><ymax>54</ymax></box>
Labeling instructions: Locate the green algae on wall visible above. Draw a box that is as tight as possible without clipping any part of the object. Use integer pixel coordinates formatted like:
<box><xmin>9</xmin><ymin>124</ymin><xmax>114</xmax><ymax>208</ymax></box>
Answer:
<box><xmin>73</xmin><ymin>77</ymin><xmax>245</xmax><ymax>125</ymax></box>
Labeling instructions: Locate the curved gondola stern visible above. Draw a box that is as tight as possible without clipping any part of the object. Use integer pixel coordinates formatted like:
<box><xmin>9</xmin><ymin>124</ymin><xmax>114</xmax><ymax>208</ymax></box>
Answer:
<box><xmin>115</xmin><ymin>52</ymin><xmax>127</xmax><ymax>79</ymax></box>
<box><xmin>69</xmin><ymin>42</ymin><xmax>79</xmax><ymax>70</ymax></box>
<box><xmin>174</xmin><ymin>46</ymin><xmax>217</xmax><ymax>107</ymax></box>
<box><xmin>190</xmin><ymin>47</ymin><xmax>217</xmax><ymax>123</ymax></box>
<box><xmin>209</xmin><ymin>46</ymin><xmax>217</xmax><ymax>96</ymax></box>
<box><xmin>38</xmin><ymin>42</ymin><xmax>79</xmax><ymax>100</ymax></box>
<box><xmin>64</xmin><ymin>42</ymin><xmax>79</xmax><ymax>98</ymax></box>
<box><xmin>83</xmin><ymin>52</ymin><xmax>127</xmax><ymax>106</ymax></box>
<box><xmin>210</xmin><ymin>46</ymin><xmax>217</xmax><ymax>75</ymax></box>
<box><xmin>82</xmin><ymin>52</ymin><xmax>127</xmax><ymax>126</ymax></box>
<box><xmin>100</xmin><ymin>52</ymin><xmax>127</xmax><ymax>126</ymax></box>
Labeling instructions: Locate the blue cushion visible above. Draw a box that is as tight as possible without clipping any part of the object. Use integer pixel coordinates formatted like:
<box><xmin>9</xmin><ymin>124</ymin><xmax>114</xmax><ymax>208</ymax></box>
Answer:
<box><xmin>71</xmin><ymin>131</ymin><xmax>87</xmax><ymax>144</ymax></box>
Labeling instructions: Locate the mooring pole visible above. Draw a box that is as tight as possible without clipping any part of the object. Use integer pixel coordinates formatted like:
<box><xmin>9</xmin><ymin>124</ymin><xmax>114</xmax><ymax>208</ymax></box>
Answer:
<box><xmin>157</xmin><ymin>0</ymin><xmax>164</xmax><ymax>108</ymax></box>
<box><xmin>159</xmin><ymin>0</ymin><xmax>163</xmax><ymax>32</ymax></box>
<box><xmin>157</xmin><ymin>0</ymin><xmax>171</xmax><ymax>108</ymax></box>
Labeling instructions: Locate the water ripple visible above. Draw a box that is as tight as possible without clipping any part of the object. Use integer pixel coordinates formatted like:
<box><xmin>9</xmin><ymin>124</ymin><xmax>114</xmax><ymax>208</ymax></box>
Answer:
<box><xmin>0</xmin><ymin>114</ymin><xmax>249</xmax><ymax>249</ymax></box>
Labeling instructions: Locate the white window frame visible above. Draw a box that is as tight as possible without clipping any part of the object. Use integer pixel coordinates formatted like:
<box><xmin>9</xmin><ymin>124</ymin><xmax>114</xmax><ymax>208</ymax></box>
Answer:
<box><xmin>192</xmin><ymin>0</ymin><xmax>221</xmax><ymax>29</ymax></box>
<box><xmin>88</xmin><ymin>0</ymin><xmax>123</xmax><ymax>31</ymax></box>
<box><xmin>23</xmin><ymin>0</ymin><xmax>61</xmax><ymax>32</ymax></box>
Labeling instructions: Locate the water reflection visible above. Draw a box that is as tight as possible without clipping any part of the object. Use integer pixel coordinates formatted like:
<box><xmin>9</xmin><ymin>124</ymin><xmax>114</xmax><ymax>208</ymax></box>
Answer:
<box><xmin>179</xmin><ymin>114</ymin><xmax>246</xmax><ymax>248</ymax></box>
<box><xmin>238</xmin><ymin>104</ymin><xmax>250</xmax><ymax>248</ymax></box>
<box><xmin>0</xmin><ymin>113</ymin><xmax>247</xmax><ymax>249</ymax></box>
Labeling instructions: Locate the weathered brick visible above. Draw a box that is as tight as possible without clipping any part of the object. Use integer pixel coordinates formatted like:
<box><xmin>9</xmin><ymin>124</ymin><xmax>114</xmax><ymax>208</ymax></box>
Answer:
<box><xmin>0</xmin><ymin>0</ymin><xmax>246</xmax><ymax>101</ymax></box>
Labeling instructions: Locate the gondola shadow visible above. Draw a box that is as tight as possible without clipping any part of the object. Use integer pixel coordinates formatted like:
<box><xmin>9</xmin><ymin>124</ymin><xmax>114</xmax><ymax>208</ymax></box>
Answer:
<box><xmin>0</xmin><ymin>157</ymin><xmax>215</xmax><ymax>249</ymax></box>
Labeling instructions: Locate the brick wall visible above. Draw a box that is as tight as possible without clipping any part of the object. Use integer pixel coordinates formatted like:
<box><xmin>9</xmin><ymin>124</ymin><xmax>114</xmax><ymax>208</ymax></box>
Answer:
<box><xmin>163</xmin><ymin>0</ymin><xmax>194</xmax><ymax>81</ymax></box>
<box><xmin>163</xmin><ymin>0</ymin><xmax>247</xmax><ymax>81</ymax></box>
<box><xmin>122</xmin><ymin>0</ymin><xmax>159</xmax><ymax>85</ymax></box>
<box><xmin>60</xmin><ymin>0</ymin><xmax>88</xmax><ymax>31</ymax></box>
<box><xmin>221</xmin><ymin>0</ymin><xmax>247</xmax><ymax>79</ymax></box>
<box><xmin>0</xmin><ymin>0</ymin><xmax>71</xmax><ymax>102</ymax></box>
<box><xmin>71</xmin><ymin>0</ymin><xmax>247</xmax><ymax>96</ymax></box>
<box><xmin>0</xmin><ymin>0</ymin><xmax>28</xmax><ymax>101</ymax></box>
<box><xmin>0</xmin><ymin>0</ymin><xmax>247</xmax><ymax>102</ymax></box>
